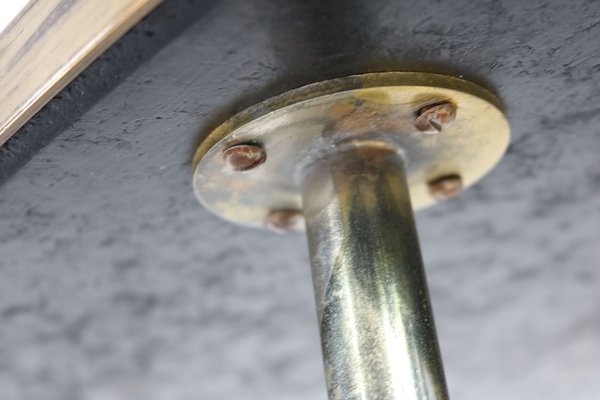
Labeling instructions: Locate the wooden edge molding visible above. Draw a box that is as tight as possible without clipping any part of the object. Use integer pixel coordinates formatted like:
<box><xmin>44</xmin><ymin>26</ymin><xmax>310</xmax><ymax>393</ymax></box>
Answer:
<box><xmin>0</xmin><ymin>0</ymin><xmax>162</xmax><ymax>146</ymax></box>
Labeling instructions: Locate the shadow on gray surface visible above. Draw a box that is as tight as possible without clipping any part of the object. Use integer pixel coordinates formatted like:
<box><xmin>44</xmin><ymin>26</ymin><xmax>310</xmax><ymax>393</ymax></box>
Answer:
<box><xmin>190</xmin><ymin>0</ymin><xmax>503</xmax><ymax>156</ymax></box>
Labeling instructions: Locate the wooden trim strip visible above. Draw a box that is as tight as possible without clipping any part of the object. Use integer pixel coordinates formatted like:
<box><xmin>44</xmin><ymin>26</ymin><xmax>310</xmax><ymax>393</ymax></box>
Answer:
<box><xmin>0</xmin><ymin>0</ymin><xmax>162</xmax><ymax>146</ymax></box>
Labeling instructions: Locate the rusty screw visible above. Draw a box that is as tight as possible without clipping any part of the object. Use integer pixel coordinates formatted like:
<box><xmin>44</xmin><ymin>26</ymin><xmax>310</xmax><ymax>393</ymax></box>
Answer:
<box><xmin>265</xmin><ymin>209</ymin><xmax>305</xmax><ymax>233</ymax></box>
<box><xmin>223</xmin><ymin>143</ymin><xmax>266</xmax><ymax>171</ymax></box>
<box><xmin>428</xmin><ymin>174</ymin><xmax>463</xmax><ymax>200</ymax></box>
<box><xmin>415</xmin><ymin>102</ymin><xmax>457</xmax><ymax>134</ymax></box>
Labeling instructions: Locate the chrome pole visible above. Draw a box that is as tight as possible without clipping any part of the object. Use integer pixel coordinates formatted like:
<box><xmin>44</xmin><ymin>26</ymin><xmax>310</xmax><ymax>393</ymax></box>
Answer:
<box><xmin>301</xmin><ymin>143</ymin><xmax>448</xmax><ymax>400</ymax></box>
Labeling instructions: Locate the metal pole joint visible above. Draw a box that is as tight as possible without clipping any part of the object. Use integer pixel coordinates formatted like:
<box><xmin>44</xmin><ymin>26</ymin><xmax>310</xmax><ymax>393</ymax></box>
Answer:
<box><xmin>193</xmin><ymin>72</ymin><xmax>510</xmax><ymax>399</ymax></box>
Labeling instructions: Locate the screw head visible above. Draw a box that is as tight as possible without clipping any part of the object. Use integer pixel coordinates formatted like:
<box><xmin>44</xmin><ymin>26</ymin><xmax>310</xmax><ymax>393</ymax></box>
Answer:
<box><xmin>428</xmin><ymin>174</ymin><xmax>463</xmax><ymax>200</ymax></box>
<box><xmin>223</xmin><ymin>144</ymin><xmax>266</xmax><ymax>171</ymax></box>
<box><xmin>265</xmin><ymin>209</ymin><xmax>305</xmax><ymax>233</ymax></box>
<box><xmin>415</xmin><ymin>102</ymin><xmax>457</xmax><ymax>134</ymax></box>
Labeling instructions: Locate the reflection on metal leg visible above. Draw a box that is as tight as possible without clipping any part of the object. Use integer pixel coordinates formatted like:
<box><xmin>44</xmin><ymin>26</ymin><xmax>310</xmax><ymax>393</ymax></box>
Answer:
<box><xmin>302</xmin><ymin>144</ymin><xmax>448</xmax><ymax>400</ymax></box>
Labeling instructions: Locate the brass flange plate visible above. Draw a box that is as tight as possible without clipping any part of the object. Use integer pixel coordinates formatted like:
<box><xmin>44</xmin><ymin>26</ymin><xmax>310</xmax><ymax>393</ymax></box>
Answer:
<box><xmin>193</xmin><ymin>72</ymin><xmax>510</xmax><ymax>230</ymax></box>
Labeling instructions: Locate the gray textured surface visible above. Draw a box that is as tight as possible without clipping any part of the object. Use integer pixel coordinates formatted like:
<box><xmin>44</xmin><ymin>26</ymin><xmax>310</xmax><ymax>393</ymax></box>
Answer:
<box><xmin>1</xmin><ymin>0</ymin><xmax>600</xmax><ymax>399</ymax></box>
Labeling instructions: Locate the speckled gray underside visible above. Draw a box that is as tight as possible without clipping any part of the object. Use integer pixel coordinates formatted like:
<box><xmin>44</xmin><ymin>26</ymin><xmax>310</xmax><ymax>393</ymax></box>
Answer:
<box><xmin>1</xmin><ymin>0</ymin><xmax>599</xmax><ymax>399</ymax></box>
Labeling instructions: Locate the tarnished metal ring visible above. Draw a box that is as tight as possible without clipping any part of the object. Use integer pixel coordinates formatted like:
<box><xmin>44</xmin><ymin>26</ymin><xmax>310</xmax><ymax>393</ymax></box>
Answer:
<box><xmin>192</xmin><ymin>72</ymin><xmax>510</xmax><ymax>230</ymax></box>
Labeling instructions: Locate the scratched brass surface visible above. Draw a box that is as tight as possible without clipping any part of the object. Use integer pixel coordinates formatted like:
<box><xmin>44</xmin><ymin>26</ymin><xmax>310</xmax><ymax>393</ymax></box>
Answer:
<box><xmin>192</xmin><ymin>72</ymin><xmax>510</xmax><ymax>229</ymax></box>
<box><xmin>302</xmin><ymin>144</ymin><xmax>448</xmax><ymax>400</ymax></box>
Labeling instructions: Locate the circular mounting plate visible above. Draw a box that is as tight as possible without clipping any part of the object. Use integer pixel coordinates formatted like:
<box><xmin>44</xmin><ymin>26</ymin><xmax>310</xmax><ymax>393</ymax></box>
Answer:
<box><xmin>193</xmin><ymin>72</ymin><xmax>510</xmax><ymax>230</ymax></box>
